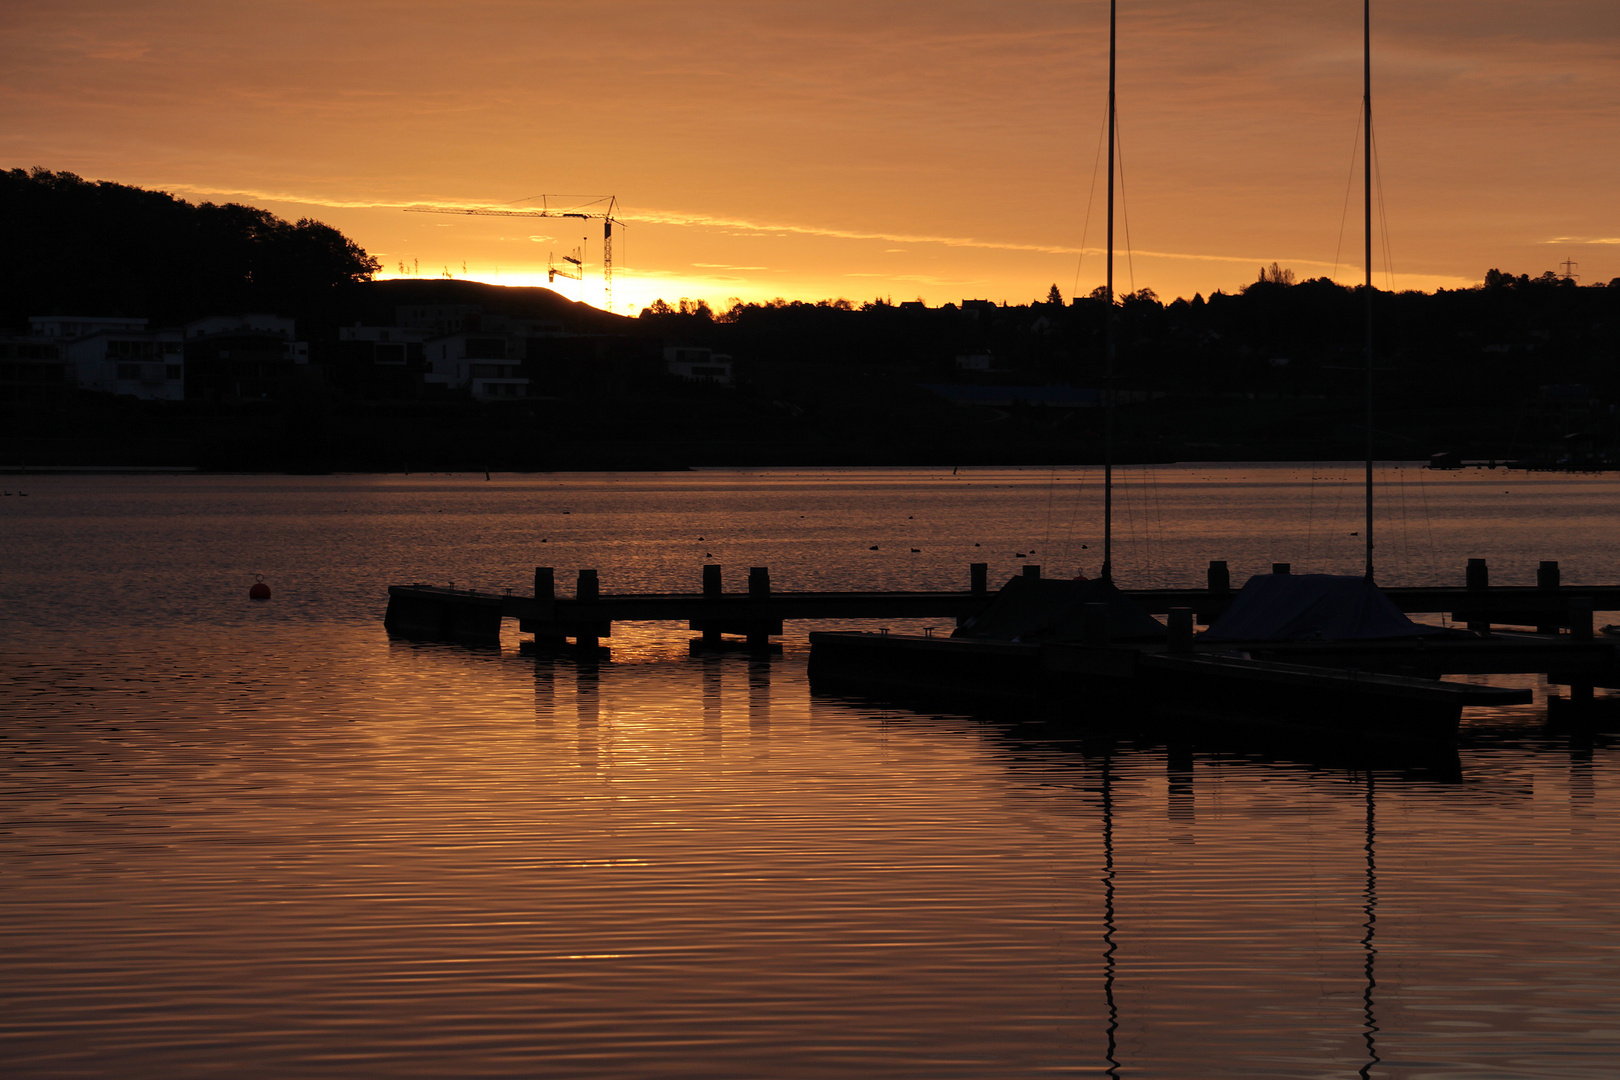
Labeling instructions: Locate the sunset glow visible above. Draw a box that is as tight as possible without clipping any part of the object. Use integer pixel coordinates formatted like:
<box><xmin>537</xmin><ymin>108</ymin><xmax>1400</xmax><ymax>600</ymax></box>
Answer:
<box><xmin>4</xmin><ymin>1</ymin><xmax>1615</xmax><ymax>308</ymax></box>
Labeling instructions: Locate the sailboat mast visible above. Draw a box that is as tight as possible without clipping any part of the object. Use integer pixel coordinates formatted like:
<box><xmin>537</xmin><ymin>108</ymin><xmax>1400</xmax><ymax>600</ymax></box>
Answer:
<box><xmin>1102</xmin><ymin>0</ymin><xmax>1117</xmax><ymax>583</ymax></box>
<box><xmin>1363</xmin><ymin>0</ymin><xmax>1375</xmax><ymax>579</ymax></box>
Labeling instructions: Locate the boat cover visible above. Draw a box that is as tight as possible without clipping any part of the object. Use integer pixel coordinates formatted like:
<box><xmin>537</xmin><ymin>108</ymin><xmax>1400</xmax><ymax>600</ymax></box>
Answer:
<box><xmin>1200</xmin><ymin>573</ymin><xmax>1426</xmax><ymax>642</ymax></box>
<box><xmin>953</xmin><ymin>576</ymin><xmax>1168</xmax><ymax>642</ymax></box>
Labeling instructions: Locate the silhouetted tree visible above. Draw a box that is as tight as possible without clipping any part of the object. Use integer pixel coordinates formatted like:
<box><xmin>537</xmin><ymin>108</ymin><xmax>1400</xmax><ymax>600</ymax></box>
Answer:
<box><xmin>0</xmin><ymin>168</ymin><xmax>379</xmax><ymax>329</ymax></box>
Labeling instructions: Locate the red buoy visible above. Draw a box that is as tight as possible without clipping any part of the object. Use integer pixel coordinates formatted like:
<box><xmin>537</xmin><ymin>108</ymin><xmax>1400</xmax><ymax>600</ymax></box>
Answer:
<box><xmin>249</xmin><ymin>575</ymin><xmax>272</xmax><ymax>601</ymax></box>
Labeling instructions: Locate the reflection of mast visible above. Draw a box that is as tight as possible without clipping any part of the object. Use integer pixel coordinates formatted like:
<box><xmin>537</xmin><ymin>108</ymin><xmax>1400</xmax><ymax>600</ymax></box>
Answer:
<box><xmin>1101</xmin><ymin>753</ymin><xmax>1121</xmax><ymax>1079</ymax></box>
<box><xmin>1359</xmin><ymin>774</ymin><xmax>1380</xmax><ymax>1080</ymax></box>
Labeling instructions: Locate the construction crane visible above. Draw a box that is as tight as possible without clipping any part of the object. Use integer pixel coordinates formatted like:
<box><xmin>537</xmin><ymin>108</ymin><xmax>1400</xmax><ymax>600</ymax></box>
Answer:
<box><xmin>405</xmin><ymin>195</ymin><xmax>621</xmax><ymax>311</ymax></box>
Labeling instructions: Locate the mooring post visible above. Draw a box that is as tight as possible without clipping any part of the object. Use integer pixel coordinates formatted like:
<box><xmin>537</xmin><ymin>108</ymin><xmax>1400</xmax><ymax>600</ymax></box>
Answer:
<box><xmin>1536</xmin><ymin>560</ymin><xmax>1562</xmax><ymax>633</ymax></box>
<box><xmin>1272</xmin><ymin>563</ymin><xmax>1291</xmax><ymax>575</ymax></box>
<box><xmin>1538</xmin><ymin>560</ymin><xmax>1561</xmax><ymax>590</ymax></box>
<box><xmin>1207</xmin><ymin>560</ymin><xmax>1230</xmax><ymax>594</ymax></box>
<box><xmin>1465</xmin><ymin>558</ymin><xmax>1491</xmax><ymax>633</ymax></box>
<box><xmin>1023</xmin><ymin>565</ymin><xmax>1041</xmax><ymax>579</ymax></box>
<box><xmin>1167</xmin><ymin>607</ymin><xmax>1194</xmax><ymax>653</ymax></box>
<box><xmin>747</xmin><ymin>567</ymin><xmax>771</xmax><ymax>650</ymax></box>
<box><xmin>1570</xmin><ymin>596</ymin><xmax>1594</xmax><ymax>640</ymax></box>
<box><xmin>1081</xmin><ymin>602</ymin><xmax>1111</xmax><ymax>646</ymax></box>
<box><xmin>701</xmin><ymin>564</ymin><xmax>723</xmax><ymax>646</ymax></box>
<box><xmin>529</xmin><ymin>566</ymin><xmax>567</xmax><ymax>648</ymax></box>
<box><xmin>574</xmin><ymin>569</ymin><xmax>601</xmax><ymax>653</ymax></box>
<box><xmin>970</xmin><ymin>562</ymin><xmax>988</xmax><ymax>595</ymax></box>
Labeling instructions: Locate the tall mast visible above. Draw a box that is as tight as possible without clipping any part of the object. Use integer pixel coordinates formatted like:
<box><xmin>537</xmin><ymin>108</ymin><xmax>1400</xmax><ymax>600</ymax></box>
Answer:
<box><xmin>1363</xmin><ymin>0</ymin><xmax>1375</xmax><ymax>579</ymax></box>
<box><xmin>1102</xmin><ymin>0</ymin><xmax>1117</xmax><ymax>583</ymax></box>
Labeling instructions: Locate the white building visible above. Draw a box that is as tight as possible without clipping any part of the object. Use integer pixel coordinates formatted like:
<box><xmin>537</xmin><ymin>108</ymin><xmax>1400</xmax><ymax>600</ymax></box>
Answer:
<box><xmin>664</xmin><ymin>346</ymin><xmax>733</xmax><ymax>385</ymax></box>
<box><xmin>424</xmin><ymin>331</ymin><xmax>530</xmax><ymax>400</ymax></box>
<box><xmin>30</xmin><ymin>316</ymin><xmax>185</xmax><ymax>401</ymax></box>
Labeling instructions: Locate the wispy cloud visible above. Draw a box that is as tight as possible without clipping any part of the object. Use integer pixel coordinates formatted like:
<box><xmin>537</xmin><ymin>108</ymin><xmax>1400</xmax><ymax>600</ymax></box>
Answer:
<box><xmin>1545</xmin><ymin>236</ymin><xmax>1620</xmax><ymax>245</ymax></box>
<box><xmin>157</xmin><ymin>182</ymin><xmax>1352</xmax><ymax>270</ymax></box>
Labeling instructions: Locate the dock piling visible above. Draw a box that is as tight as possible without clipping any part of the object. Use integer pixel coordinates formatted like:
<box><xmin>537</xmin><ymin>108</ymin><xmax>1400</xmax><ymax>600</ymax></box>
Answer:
<box><xmin>1538</xmin><ymin>560</ymin><xmax>1561</xmax><ymax>590</ymax></box>
<box><xmin>747</xmin><ymin>567</ymin><xmax>771</xmax><ymax>649</ymax></box>
<box><xmin>530</xmin><ymin>566</ymin><xmax>567</xmax><ymax>648</ymax></box>
<box><xmin>1023</xmin><ymin>565</ymin><xmax>1041</xmax><ymax>579</ymax></box>
<box><xmin>971</xmin><ymin>562</ymin><xmax>988</xmax><ymax>595</ymax></box>
<box><xmin>1466</xmin><ymin>559</ymin><xmax>1491</xmax><ymax>632</ymax></box>
<box><xmin>702</xmin><ymin>564</ymin><xmax>723</xmax><ymax>645</ymax></box>
<box><xmin>1207</xmin><ymin>560</ymin><xmax>1230</xmax><ymax>595</ymax></box>
<box><xmin>1168</xmin><ymin>607</ymin><xmax>1195</xmax><ymax>653</ymax></box>
<box><xmin>575</xmin><ymin>570</ymin><xmax>601</xmax><ymax>651</ymax></box>
<box><xmin>1570</xmin><ymin>597</ymin><xmax>1594</xmax><ymax>640</ymax></box>
<box><xmin>1272</xmin><ymin>563</ymin><xmax>1291</xmax><ymax>575</ymax></box>
<box><xmin>1537</xmin><ymin>561</ymin><xmax>1562</xmax><ymax>633</ymax></box>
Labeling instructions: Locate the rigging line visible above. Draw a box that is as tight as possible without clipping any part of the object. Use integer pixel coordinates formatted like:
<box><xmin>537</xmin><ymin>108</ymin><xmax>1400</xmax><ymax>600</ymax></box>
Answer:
<box><xmin>1062</xmin><ymin>468</ymin><xmax>1091</xmax><ymax>572</ymax></box>
<box><xmin>1147</xmin><ymin>463</ymin><xmax>1166</xmax><ymax>579</ymax></box>
<box><xmin>1115</xmin><ymin>116</ymin><xmax>1138</xmax><ymax>295</ymax></box>
<box><xmin>1395</xmin><ymin>463</ymin><xmax>1413</xmax><ymax>572</ymax></box>
<box><xmin>1074</xmin><ymin>101</ymin><xmax>1112</xmax><ymax>300</ymax></box>
<box><xmin>1305</xmin><ymin>461</ymin><xmax>1318</xmax><ymax>572</ymax></box>
<box><xmin>1372</xmin><ymin>126</ymin><xmax>1396</xmax><ymax>292</ymax></box>
<box><xmin>1331</xmin><ymin>110</ymin><xmax>1364</xmax><ymax>284</ymax></box>
<box><xmin>1415</xmin><ymin>460</ymin><xmax>1440</xmax><ymax>581</ymax></box>
<box><xmin>1042</xmin><ymin>463</ymin><xmax>1062</xmax><ymax>556</ymax></box>
<box><xmin>1330</xmin><ymin>463</ymin><xmax>1346</xmax><ymax>571</ymax></box>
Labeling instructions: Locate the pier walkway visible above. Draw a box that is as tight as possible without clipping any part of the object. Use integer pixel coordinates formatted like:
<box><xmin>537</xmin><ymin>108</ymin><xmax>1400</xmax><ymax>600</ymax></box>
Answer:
<box><xmin>384</xmin><ymin>559</ymin><xmax>1620</xmax><ymax>655</ymax></box>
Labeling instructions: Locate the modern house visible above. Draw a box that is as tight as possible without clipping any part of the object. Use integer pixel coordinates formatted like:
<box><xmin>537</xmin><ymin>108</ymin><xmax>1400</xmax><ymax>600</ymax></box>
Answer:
<box><xmin>29</xmin><ymin>316</ymin><xmax>185</xmax><ymax>401</ymax></box>
<box><xmin>183</xmin><ymin>314</ymin><xmax>308</xmax><ymax>401</ymax></box>
<box><xmin>664</xmin><ymin>346</ymin><xmax>733</xmax><ymax>385</ymax></box>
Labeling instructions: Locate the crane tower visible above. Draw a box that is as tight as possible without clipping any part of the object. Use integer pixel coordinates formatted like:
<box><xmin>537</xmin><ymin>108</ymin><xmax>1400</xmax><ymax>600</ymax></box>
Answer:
<box><xmin>405</xmin><ymin>196</ymin><xmax>622</xmax><ymax>311</ymax></box>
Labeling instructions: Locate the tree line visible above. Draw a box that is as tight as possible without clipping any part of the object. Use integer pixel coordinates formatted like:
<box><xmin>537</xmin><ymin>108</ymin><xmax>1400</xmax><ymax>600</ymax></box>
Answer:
<box><xmin>0</xmin><ymin>168</ymin><xmax>380</xmax><ymax>331</ymax></box>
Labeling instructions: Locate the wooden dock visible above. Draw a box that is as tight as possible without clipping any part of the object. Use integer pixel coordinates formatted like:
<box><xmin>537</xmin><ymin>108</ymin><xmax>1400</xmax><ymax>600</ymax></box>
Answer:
<box><xmin>384</xmin><ymin>558</ymin><xmax>1620</xmax><ymax>650</ymax></box>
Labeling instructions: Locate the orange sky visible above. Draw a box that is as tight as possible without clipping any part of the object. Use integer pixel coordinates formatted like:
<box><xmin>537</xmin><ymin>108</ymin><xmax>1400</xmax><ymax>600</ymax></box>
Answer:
<box><xmin>3</xmin><ymin>1</ymin><xmax>1615</xmax><ymax>314</ymax></box>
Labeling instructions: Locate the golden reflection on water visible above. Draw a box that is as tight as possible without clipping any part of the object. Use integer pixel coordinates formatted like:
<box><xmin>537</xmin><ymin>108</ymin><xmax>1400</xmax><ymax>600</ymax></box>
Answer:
<box><xmin>2</xmin><ymin>469</ymin><xmax>1619</xmax><ymax>1077</ymax></box>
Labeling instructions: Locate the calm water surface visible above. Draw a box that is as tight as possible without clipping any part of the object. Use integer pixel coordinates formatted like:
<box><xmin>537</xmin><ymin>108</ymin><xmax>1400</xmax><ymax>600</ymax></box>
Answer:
<box><xmin>3</xmin><ymin>466</ymin><xmax>1619</xmax><ymax>1078</ymax></box>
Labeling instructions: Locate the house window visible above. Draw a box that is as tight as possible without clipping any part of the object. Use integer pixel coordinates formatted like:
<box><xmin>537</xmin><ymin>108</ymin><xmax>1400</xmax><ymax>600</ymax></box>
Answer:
<box><xmin>166</xmin><ymin>365</ymin><xmax>182</xmax><ymax>380</ymax></box>
<box><xmin>116</xmin><ymin>363</ymin><xmax>140</xmax><ymax>380</ymax></box>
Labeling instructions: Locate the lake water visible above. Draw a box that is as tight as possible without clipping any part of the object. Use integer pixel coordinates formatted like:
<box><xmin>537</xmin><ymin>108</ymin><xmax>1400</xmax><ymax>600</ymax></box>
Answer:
<box><xmin>3</xmin><ymin>465</ymin><xmax>1619</xmax><ymax>1078</ymax></box>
